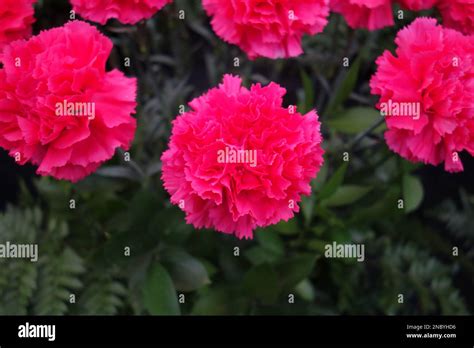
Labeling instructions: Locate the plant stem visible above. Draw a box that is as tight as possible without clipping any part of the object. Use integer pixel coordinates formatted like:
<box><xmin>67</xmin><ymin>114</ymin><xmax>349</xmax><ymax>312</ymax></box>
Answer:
<box><xmin>348</xmin><ymin>118</ymin><xmax>385</xmax><ymax>150</ymax></box>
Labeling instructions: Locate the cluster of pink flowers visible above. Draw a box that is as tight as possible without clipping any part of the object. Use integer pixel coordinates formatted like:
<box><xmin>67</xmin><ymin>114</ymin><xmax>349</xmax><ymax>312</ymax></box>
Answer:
<box><xmin>332</xmin><ymin>0</ymin><xmax>474</xmax><ymax>33</ymax></box>
<box><xmin>201</xmin><ymin>0</ymin><xmax>474</xmax><ymax>57</ymax></box>
<box><xmin>1</xmin><ymin>0</ymin><xmax>474</xmax><ymax>238</ymax></box>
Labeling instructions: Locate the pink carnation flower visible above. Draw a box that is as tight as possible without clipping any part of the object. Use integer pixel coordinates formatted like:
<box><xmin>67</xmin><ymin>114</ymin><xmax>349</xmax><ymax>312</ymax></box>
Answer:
<box><xmin>370</xmin><ymin>18</ymin><xmax>474</xmax><ymax>172</ymax></box>
<box><xmin>0</xmin><ymin>0</ymin><xmax>36</xmax><ymax>52</ymax></box>
<box><xmin>161</xmin><ymin>75</ymin><xmax>324</xmax><ymax>239</ymax></box>
<box><xmin>70</xmin><ymin>0</ymin><xmax>172</xmax><ymax>25</ymax></box>
<box><xmin>0</xmin><ymin>21</ymin><xmax>137</xmax><ymax>182</ymax></box>
<box><xmin>331</xmin><ymin>0</ymin><xmax>394</xmax><ymax>30</ymax></box>
<box><xmin>396</xmin><ymin>0</ymin><xmax>437</xmax><ymax>11</ymax></box>
<box><xmin>438</xmin><ymin>0</ymin><xmax>474</xmax><ymax>35</ymax></box>
<box><xmin>202</xmin><ymin>0</ymin><xmax>330</xmax><ymax>59</ymax></box>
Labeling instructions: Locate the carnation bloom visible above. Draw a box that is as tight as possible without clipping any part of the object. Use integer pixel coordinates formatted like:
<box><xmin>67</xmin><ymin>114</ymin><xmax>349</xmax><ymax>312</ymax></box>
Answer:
<box><xmin>161</xmin><ymin>75</ymin><xmax>324</xmax><ymax>239</ymax></box>
<box><xmin>0</xmin><ymin>21</ymin><xmax>137</xmax><ymax>182</ymax></box>
<box><xmin>202</xmin><ymin>0</ymin><xmax>330</xmax><ymax>59</ymax></box>
<box><xmin>331</xmin><ymin>0</ymin><xmax>394</xmax><ymax>30</ymax></box>
<box><xmin>437</xmin><ymin>0</ymin><xmax>474</xmax><ymax>35</ymax></box>
<box><xmin>70</xmin><ymin>0</ymin><xmax>172</xmax><ymax>25</ymax></box>
<box><xmin>396</xmin><ymin>0</ymin><xmax>437</xmax><ymax>11</ymax></box>
<box><xmin>0</xmin><ymin>0</ymin><xmax>36</xmax><ymax>52</ymax></box>
<box><xmin>370</xmin><ymin>18</ymin><xmax>474</xmax><ymax>172</ymax></box>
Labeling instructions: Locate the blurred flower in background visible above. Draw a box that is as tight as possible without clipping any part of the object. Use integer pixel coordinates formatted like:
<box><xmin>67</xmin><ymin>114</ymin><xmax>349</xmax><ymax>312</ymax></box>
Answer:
<box><xmin>70</xmin><ymin>0</ymin><xmax>172</xmax><ymax>25</ymax></box>
<box><xmin>330</xmin><ymin>0</ymin><xmax>394</xmax><ymax>30</ymax></box>
<box><xmin>437</xmin><ymin>0</ymin><xmax>474</xmax><ymax>35</ymax></box>
<box><xmin>0</xmin><ymin>0</ymin><xmax>36</xmax><ymax>52</ymax></box>
<box><xmin>202</xmin><ymin>0</ymin><xmax>330</xmax><ymax>59</ymax></box>
<box><xmin>396</xmin><ymin>0</ymin><xmax>437</xmax><ymax>11</ymax></box>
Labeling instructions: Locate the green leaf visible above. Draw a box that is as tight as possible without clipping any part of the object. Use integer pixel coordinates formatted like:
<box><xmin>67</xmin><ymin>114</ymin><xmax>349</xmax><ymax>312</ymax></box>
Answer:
<box><xmin>145</xmin><ymin>161</ymin><xmax>162</xmax><ymax>177</ymax></box>
<box><xmin>245</xmin><ymin>230</ymin><xmax>285</xmax><ymax>265</ymax></box>
<box><xmin>99</xmin><ymin>190</ymin><xmax>162</xmax><ymax>265</ymax></box>
<box><xmin>199</xmin><ymin>259</ymin><xmax>218</xmax><ymax>278</ymax></box>
<box><xmin>187</xmin><ymin>21</ymin><xmax>218</xmax><ymax>46</ymax></box>
<box><xmin>403</xmin><ymin>175</ymin><xmax>424</xmax><ymax>213</ymax></box>
<box><xmin>350</xmin><ymin>187</ymin><xmax>402</xmax><ymax>224</ymax></box>
<box><xmin>95</xmin><ymin>166</ymin><xmax>141</xmax><ymax>181</ymax></box>
<box><xmin>192</xmin><ymin>289</ymin><xmax>228</xmax><ymax>315</ymax></box>
<box><xmin>272</xmin><ymin>219</ymin><xmax>299</xmax><ymax>235</ymax></box>
<box><xmin>278</xmin><ymin>254</ymin><xmax>317</xmax><ymax>291</ymax></box>
<box><xmin>191</xmin><ymin>287</ymin><xmax>247</xmax><ymax>315</ymax></box>
<box><xmin>34</xmin><ymin>248</ymin><xmax>85</xmax><ymax>315</ymax></box>
<box><xmin>300</xmin><ymin>69</ymin><xmax>315</xmax><ymax>113</ymax></box>
<box><xmin>245</xmin><ymin>246</ymin><xmax>281</xmax><ymax>265</ymax></box>
<box><xmin>161</xmin><ymin>248</ymin><xmax>210</xmax><ymax>292</ymax></box>
<box><xmin>295</xmin><ymin>279</ymin><xmax>316</xmax><ymax>302</ymax></box>
<box><xmin>307</xmin><ymin>239</ymin><xmax>329</xmax><ymax>253</ymax></box>
<box><xmin>256</xmin><ymin>230</ymin><xmax>285</xmax><ymax>257</ymax></box>
<box><xmin>143</xmin><ymin>263</ymin><xmax>180</xmax><ymax>315</ymax></box>
<box><xmin>243</xmin><ymin>263</ymin><xmax>280</xmax><ymax>304</ymax></box>
<box><xmin>78</xmin><ymin>272</ymin><xmax>127</xmax><ymax>315</ymax></box>
<box><xmin>301</xmin><ymin>195</ymin><xmax>315</xmax><ymax>225</ymax></box>
<box><xmin>312</xmin><ymin>163</ymin><xmax>329</xmax><ymax>192</ymax></box>
<box><xmin>327</xmin><ymin>107</ymin><xmax>384</xmax><ymax>134</ymax></box>
<box><xmin>319</xmin><ymin>162</ymin><xmax>349</xmax><ymax>200</ymax></box>
<box><xmin>322</xmin><ymin>185</ymin><xmax>372</xmax><ymax>207</ymax></box>
<box><xmin>325</xmin><ymin>56</ymin><xmax>361</xmax><ymax>115</ymax></box>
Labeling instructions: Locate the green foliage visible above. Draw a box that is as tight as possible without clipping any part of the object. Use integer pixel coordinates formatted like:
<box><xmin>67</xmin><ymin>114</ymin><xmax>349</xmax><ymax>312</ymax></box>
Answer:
<box><xmin>328</xmin><ymin>107</ymin><xmax>384</xmax><ymax>135</ymax></box>
<box><xmin>160</xmin><ymin>247</ymin><xmax>210</xmax><ymax>292</ymax></box>
<box><xmin>34</xmin><ymin>247</ymin><xmax>84</xmax><ymax>315</ymax></box>
<box><xmin>319</xmin><ymin>163</ymin><xmax>349</xmax><ymax>200</ymax></box>
<box><xmin>325</xmin><ymin>56</ymin><xmax>362</xmax><ymax>116</ymax></box>
<box><xmin>77</xmin><ymin>271</ymin><xmax>127</xmax><ymax>315</ymax></box>
<box><xmin>0</xmin><ymin>207</ymin><xmax>39</xmax><ymax>315</ymax></box>
<box><xmin>322</xmin><ymin>185</ymin><xmax>372</xmax><ymax>207</ymax></box>
<box><xmin>379</xmin><ymin>244</ymin><xmax>466</xmax><ymax>315</ymax></box>
<box><xmin>0</xmin><ymin>208</ymin><xmax>86</xmax><ymax>315</ymax></box>
<box><xmin>433</xmin><ymin>190</ymin><xmax>474</xmax><ymax>245</ymax></box>
<box><xmin>402</xmin><ymin>174</ymin><xmax>424</xmax><ymax>213</ymax></box>
<box><xmin>143</xmin><ymin>263</ymin><xmax>180</xmax><ymax>315</ymax></box>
